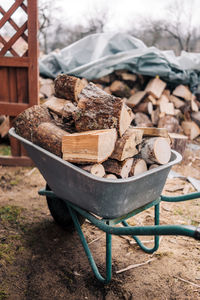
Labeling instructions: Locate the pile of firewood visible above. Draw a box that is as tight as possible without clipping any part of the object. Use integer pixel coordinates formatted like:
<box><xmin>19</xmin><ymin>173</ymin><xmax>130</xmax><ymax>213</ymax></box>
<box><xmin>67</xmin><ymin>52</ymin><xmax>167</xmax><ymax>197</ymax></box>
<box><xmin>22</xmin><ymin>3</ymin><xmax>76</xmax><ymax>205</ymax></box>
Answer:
<box><xmin>90</xmin><ymin>71</ymin><xmax>200</xmax><ymax>150</ymax></box>
<box><xmin>14</xmin><ymin>74</ymin><xmax>172</xmax><ymax>179</ymax></box>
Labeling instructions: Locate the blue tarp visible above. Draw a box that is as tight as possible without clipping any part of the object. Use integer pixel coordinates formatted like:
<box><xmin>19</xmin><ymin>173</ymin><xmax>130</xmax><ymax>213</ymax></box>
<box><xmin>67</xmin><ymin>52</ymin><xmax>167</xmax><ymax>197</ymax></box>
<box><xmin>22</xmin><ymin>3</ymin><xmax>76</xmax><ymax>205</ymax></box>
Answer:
<box><xmin>39</xmin><ymin>32</ymin><xmax>200</xmax><ymax>90</ymax></box>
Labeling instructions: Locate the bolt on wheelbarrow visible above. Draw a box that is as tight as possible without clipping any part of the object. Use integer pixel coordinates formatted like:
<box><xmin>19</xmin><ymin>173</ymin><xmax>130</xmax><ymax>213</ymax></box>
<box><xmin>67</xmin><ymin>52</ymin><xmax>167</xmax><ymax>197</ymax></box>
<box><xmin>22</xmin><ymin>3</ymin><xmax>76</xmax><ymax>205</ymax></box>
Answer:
<box><xmin>9</xmin><ymin>128</ymin><xmax>200</xmax><ymax>284</ymax></box>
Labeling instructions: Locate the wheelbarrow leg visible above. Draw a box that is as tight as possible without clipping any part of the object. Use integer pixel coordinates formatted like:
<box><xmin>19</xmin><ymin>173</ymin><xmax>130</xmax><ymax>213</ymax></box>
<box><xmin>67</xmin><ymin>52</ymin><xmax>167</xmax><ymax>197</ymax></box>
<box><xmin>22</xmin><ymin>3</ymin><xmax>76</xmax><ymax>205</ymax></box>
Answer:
<box><xmin>67</xmin><ymin>205</ymin><xmax>112</xmax><ymax>284</ymax></box>
<box><xmin>122</xmin><ymin>203</ymin><xmax>160</xmax><ymax>254</ymax></box>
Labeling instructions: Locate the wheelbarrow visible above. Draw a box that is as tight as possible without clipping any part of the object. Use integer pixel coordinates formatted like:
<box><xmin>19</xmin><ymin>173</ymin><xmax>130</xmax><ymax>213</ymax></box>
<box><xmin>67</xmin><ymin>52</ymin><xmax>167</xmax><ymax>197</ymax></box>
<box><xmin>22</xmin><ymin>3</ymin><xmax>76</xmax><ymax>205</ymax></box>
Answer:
<box><xmin>9</xmin><ymin>128</ymin><xmax>200</xmax><ymax>283</ymax></box>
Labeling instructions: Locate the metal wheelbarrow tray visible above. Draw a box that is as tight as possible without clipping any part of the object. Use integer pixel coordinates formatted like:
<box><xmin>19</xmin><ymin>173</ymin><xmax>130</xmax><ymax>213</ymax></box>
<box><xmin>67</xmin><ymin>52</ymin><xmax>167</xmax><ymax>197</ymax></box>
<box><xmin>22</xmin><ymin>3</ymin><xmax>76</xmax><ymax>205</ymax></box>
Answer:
<box><xmin>10</xmin><ymin>128</ymin><xmax>181</xmax><ymax>219</ymax></box>
<box><xmin>9</xmin><ymin>128</ymin><xmax>200</xmax><ymax>283</ymax></box>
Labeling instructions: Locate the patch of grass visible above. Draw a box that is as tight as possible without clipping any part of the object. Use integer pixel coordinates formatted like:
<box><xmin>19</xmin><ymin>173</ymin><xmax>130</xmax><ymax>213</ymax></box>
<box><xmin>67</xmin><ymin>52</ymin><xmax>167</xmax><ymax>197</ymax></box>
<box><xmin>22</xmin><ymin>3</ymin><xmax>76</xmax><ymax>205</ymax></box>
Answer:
<box><xmin>0</xmin><ymin>244</ymin><xmax>15</xmax><ymax>265</ymax></box>
<box><xmin>0</xmin><ymin>289</ymin><xmax>8</xmax><ymax>300</ymax></box>
<box><xmin>0</xmin><ymin>145</ymin><xmax>11</xmax><ymax>156</ymax></box>
<box><xmin>0</xmin><ymin>206</ymin><xmax>23</xmax><ymax>225</ymax></box>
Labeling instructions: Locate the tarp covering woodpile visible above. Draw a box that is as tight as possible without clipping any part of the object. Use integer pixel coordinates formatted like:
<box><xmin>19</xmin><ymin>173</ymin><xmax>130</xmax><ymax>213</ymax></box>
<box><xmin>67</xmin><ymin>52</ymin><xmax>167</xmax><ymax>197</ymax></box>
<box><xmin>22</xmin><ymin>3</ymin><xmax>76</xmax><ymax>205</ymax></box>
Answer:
<box><xmin>39</xmin><ymin>32</ymin><xmax>200</xmax><ymax>90</ymax></box>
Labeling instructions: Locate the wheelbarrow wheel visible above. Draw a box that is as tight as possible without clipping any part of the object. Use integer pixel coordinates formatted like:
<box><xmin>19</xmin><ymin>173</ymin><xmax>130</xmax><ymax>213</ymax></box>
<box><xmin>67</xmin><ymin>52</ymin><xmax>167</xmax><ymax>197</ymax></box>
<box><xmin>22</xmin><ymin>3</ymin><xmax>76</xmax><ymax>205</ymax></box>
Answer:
<box><xmin>46</xmin><ymin>184</ymin><xmax>85</xmax><ymax>231</ymax></box>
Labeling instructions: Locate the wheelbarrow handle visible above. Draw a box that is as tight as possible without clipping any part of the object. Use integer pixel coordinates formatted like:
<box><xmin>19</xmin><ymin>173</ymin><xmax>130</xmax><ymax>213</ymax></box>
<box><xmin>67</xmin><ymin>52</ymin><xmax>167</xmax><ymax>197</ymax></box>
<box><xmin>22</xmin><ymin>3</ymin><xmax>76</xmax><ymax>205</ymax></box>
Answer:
<box><xmin>69</xmin><ymin>202</ymin><xmax>200</xmax><ymax>241</ymax></box>
<box><xmin>161</xmin><ymin>192</ymin><xmax>200</xmax><ymax>202</ymax></box>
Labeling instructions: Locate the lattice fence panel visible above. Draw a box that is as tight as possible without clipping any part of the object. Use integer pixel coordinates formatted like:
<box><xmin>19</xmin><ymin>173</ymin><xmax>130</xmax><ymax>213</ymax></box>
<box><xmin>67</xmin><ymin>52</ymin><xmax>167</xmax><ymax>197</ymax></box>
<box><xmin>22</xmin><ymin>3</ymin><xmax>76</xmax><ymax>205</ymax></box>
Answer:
<box><xmin>0</xmin><ymin>0</ymin><xmax>38</xmax><ymax>166</ymax></box>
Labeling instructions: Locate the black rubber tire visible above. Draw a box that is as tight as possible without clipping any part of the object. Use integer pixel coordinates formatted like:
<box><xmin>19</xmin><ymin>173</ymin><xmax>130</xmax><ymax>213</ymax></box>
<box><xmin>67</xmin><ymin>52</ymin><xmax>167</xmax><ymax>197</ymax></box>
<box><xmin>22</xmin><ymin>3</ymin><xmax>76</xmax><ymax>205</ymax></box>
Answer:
<box><xmin>46</xmin><ymin>184</ymin><xmax>85</xmax><ymax>231</ymax></box>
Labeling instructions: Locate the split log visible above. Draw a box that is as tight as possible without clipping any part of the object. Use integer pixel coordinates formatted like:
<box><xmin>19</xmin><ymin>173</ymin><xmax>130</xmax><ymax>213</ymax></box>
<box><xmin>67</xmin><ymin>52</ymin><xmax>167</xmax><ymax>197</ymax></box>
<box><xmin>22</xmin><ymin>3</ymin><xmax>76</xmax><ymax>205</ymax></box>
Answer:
<box><xmin>157</xmin><ymin>94</ymin><xmax>169</xmax><ymax>105</ymax></box>
<box><xmin>159</xmin><ymin>102</ymin><xmax>175</xmax><ymax>115</ymax></box>
<box><xmin>39</xmin><ymin>78</ymin><xmax>54</xmax><ymax>98</ymax></box>
<box><xmin>151</xmin><ymin>107</ymin><xmax>160</xmax><ymax>126</ymax></box>
<box><xmin>103</xmin><ymin>158</ymin><xmax>133</xmax><ymax>179</ymax></box>
<box><xmin>168</xmin><ymin>133</ymin><xmax>188</xmax><ymax>155</ymax></box>
<box><xmin>146</xmin><ymin>94</ymin><xmax>156</xmax><ymax>105</ymax></box>
<box><xmin>134</xmin><ymin>112</ymin><xmax>153</xmax><ymax>127</ymax></box>
<box><xmin>110</xmin><ymin>80</ymin><xmax>131</xmax><ymax>98</ymax></box>
<box><xmin>43</xmin><ymin>96</ymin><xmax>66</xmax><ymax>116</ymax></box>
<box><xmin>149</xmin><ymin>164</ymin><xmax>159</xmax><ymax>170</ymax></box>
<box><xmin>163</xmin><ymin>89</ymin><xmax>171</xmax><ymax>98</ymax></box>
<box><xmin>120</xmin><ymin>72</ymin><xmax>137</xmax><ymax>87</ymax></box>
<box><xmin>54</xmin><ymin>74</ymin><xmax>86</xmax><ymax>102</ymax></box>
<box><xmin>13</xmin><ymin>105</ymin><xmax>52</xmax><ymax>142</ymax></box>
<box><xmin>92</xmin><ymin>75</ymin><xmax>111</xmax><ymax>84</ymax></box>
<box><xmin>104</xmin><ymin>87</ymin><xmax>112</xmax><ymax>94</ymax></box>
<box><xmin>181</xmin><ymin>121</ymin><xmax>200</xmax><ymax>140</ymax></box>
<box><xmin>0</xmin><ymin>116</ymin><xmax>9</xmax><ymax>138</ymax></box>
<box><xmin>81</xmin><ymin>164</ymin><xmax>105</xmax><ymax>178</ymax></box>
<box><xmin>110</xmin><ymin>128</ymin><xmax>143</xmax><ymax>161</ymax></box>
<box><xmin>191</xmin><ymin>111</ymin><xmax>200</xmax><ymax>127</ymax></box>
<box><xmin>133</xmin><ymin>101</ymin><xmax>153</xmax><ymax>115</ymax></box>
<box><xmin>104</xmin><ymin>174</ymin><xmax>118</xmax><ymax>179</ymax></box>
<box><xmin>125</xmin><ymin>91</ymin><xmax>146</xmax><ymax>108</ymax></box>
<box><xmin>134</xmin><ymin>127</ymin><xmax>169</xmax><ymax>138</ymax></box>
<box><xmin>62</xmin><ymin>128</ymin><xmax>117</xmax><ymax>163</ymax></box>
<box><xmin>33</xmin><ymin>122</ymin><xmax>70</xmax><ymax>157</ymax></box>
<box><xmin>158</xmin><ymin>115</ymin><xmax>182</xmax><ymax>133</ymax></box>
<box><xmin>74</xmin><ymin>83</ymin><xmax>132</xmax><ymax>136</ymax></box>
<box><xmin>172</xmin><ymin>85</ymin><xmax>192</xmax><ymax>101</ymax></box>
<box><xmin>62</xmin><ymin>101</ymin><xmax>78</xmax><ymax>120</ymax></box>
<box><xmin>191</xmin><ymin>98</ymin><xmax>199</xmax><ymax>112</ymax></box>
<box><xmin>129</xmin><ymin>158</ymin><xmax>147</xmax><ymax>176</ymax></box>
<box><xmin>169</xmin><ymin>95</ymin><xmax>185</xmax><ymax>109</ymax></box>
<box><xmin>141</xmin><ymin>137</ymin><xmax>171</xmax><ymax>165</ymax></box>
<box><xmin>145</xmin><ymin>77</ymin><xmax>166</xmax><ymax>99</ymax></box>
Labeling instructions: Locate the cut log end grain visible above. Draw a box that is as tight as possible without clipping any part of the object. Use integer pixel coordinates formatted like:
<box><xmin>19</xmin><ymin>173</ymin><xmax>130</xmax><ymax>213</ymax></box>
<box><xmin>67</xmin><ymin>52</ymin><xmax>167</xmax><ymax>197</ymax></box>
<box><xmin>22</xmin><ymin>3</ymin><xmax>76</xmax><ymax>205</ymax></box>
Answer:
<box><xmin>141</xmin><ymin>137</ymin><xmax>171</xmax><ymax>165</ymax></box>
<box><xmin>104</xmin><ymin>174</ymin><xmax>118</xmax><ymax>179</ymax></box>
<box><xmin>149</xmin><ymin>164</ymin><xmax>159</xmax><ymax>170</ymax></box>
<box><xmin>54</xmin><ymin>74</ymin><xmax>86</xmax><ymax>102</ymax></box>
<box><xmin>110</xmin><ymin>80</ymin><xmax>131</xmax><ymax>98</ymax></box>
<box><xmin>111</xmin><ymin>128</ymin><xmax>143</xmax><ymax>161</ymax></box>
<box><xmin>82</xmin><ymin>164</ymin><xmax>105</xmax><ymax>178</ymax></box>
<box><xmin>33</xmin><ymin>122</ymin><xmax>70</xmax><ymax>157</ymax></box>
<box><xmin>103</xmin><ymin>158</ymin><xmax>133</xmax><ymax>179</ymax></box>
<box><xmin>130</xmin><ymin>158</ymin><xmax>147</xmax><ymax>176</ymax></box>
<box><xmin>62</xmin><ymin>128</ymin><xmax>117</xmax><ymax>164</ymax></box>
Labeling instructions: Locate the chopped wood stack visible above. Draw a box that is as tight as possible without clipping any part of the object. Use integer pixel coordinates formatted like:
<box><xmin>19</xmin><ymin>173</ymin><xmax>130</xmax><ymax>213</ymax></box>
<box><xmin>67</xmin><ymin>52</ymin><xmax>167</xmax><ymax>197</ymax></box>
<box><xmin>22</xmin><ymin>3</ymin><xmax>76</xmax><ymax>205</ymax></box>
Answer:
<box><xmin>91</xmin><ymin>71</ymin><xmax>200</xmax><ymax>153</ymax></box>
<box><xmin>14</xmin><ymin>74</ymin><xmax>172</xmax><ymax>179</ymax></box>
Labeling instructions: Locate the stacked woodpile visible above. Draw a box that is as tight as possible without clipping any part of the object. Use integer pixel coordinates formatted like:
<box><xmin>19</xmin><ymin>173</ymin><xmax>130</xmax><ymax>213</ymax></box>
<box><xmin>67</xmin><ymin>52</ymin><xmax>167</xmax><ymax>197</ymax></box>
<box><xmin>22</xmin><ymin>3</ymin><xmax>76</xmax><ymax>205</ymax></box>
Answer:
<box><xmin>14</xmin><ymin>74</ymin><xmax>172</xmax><ymax>179</ymax></box>
<box><xmin>39</xmin><ymin>71</ymin><xmax>200</xmax><ymax>155</ymax></box>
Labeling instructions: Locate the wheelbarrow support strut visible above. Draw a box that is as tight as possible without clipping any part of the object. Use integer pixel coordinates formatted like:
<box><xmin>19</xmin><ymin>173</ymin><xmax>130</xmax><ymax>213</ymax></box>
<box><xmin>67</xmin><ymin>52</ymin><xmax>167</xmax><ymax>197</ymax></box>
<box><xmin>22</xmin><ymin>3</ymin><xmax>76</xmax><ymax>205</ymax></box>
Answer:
<box><xmin>39</xmin><ymin>189</ymin><xmax>200</xmax><ymax>284</ymax></box>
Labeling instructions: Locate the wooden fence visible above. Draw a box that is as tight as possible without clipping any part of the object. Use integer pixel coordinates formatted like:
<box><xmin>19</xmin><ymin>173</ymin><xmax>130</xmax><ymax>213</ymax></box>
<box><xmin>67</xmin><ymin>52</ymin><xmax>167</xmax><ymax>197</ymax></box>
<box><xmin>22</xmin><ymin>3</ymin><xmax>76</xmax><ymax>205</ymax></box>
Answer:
<box><xmin>0</xmin><ymin>0</ymin><xmax>38</xmax><ymax>166</ymax></box>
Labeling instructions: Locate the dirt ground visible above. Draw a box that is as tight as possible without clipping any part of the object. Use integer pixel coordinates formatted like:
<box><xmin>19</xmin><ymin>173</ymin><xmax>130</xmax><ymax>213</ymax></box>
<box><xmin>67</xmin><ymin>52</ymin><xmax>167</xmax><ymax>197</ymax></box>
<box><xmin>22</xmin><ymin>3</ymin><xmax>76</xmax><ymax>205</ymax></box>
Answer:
<box><xmin>0</xmin><ymin>143</ymin><xmax>200</xmax><ymax>300</ymax></box>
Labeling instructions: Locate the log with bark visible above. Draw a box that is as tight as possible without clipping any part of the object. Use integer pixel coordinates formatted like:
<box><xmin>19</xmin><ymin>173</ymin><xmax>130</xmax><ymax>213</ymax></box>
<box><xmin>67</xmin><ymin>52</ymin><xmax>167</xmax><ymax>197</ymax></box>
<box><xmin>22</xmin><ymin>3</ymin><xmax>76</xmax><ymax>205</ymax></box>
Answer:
<box><xmin>54</xmin><ymin>74</ymin><xmax>86</xmax><ymax>102</ymax></box>
<box><xmin>33</xmin><ymin>122</ymin><xmax>69</xmax><ymax>157</ymax></box>
<box><xmin>134</xmin><ymin>112</ymin><xmax>153</xmax><ymax>127</ymax></box>
<box><xmin>141</xmin><ymin>137</ymin><xmax>171</xmax><ymax>165</ymax></box>
<box><xmin>81</xmin><ymin>163</ymin><xmax>105</xmax><ymax>178</ymax></box>
<box><xmin>110</xmin><ymin>128</ymin><xmax>143</xmax><ymax>161</ymax></box>
<box><xmin>13</xmin><ymin>105</ymin><xmax>53</xmax><ymax>142</ymax></box>
<box><xmin>103</xmin><ymin>158</ymin><xmax>133</xmax><ymax>179</ymax></box>
<box><xmin>62</xmin><ymin>128</ymin><xmax>117</xmax><ymax>163</ymax></box>
<box><xmin>129</xmin><ymin>158</ymin><xmax>147</xmax><ymax>176</ymax></box>
<box><xmin>168</xmin><ymin>132</ymin><xmax>188</xmax><ymax>155</ymax></box>
<box><xmin>74</xmin><ymin>82</ymin><xmax>133</xmax><ymax>136</ymax></box>
<box><xmin>158</xmin><ymin>115</ymin><xmax>182</xmax><ymax>133</ymax></box>
<box><xmin>110</xmin><ymin>80</ymin><xmax>131</xmax><ymax>98</ymax></box>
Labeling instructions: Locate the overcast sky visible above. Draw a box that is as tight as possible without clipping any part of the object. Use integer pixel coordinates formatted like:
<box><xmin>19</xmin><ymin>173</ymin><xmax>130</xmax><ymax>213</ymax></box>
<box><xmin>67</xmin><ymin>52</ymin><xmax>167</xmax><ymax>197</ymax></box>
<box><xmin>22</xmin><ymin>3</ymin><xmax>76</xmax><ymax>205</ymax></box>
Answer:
<box><xmin>1</xmin><ymin>0</ymin><xmax>199</xmax><ymax>32</ymax></box>
<box><xmin>55</xmin><ymin>0</ymin><xmax>200</xmax><ymax>31</ymax></box>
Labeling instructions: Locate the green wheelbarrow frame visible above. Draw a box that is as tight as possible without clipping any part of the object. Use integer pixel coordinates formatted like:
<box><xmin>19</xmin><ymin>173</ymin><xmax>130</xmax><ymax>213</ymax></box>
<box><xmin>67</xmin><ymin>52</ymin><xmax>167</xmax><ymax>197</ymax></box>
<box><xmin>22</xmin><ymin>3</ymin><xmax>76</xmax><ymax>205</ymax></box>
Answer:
<box><xmin>39</xmin><ymin>188</ymin><xmax>200</xmax><ymax>284</ymax></box>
